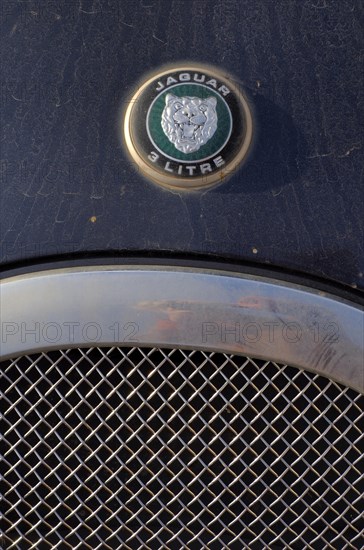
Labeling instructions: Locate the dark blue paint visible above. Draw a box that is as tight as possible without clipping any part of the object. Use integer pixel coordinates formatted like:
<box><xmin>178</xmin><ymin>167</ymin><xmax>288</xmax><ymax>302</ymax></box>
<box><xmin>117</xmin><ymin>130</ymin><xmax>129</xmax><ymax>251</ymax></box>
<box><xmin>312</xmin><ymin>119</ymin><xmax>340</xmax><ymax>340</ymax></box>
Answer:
<box><xmin>1</xmin><ymin>0</ymin><xmax>363</xmax><ymax>290</ymax></box>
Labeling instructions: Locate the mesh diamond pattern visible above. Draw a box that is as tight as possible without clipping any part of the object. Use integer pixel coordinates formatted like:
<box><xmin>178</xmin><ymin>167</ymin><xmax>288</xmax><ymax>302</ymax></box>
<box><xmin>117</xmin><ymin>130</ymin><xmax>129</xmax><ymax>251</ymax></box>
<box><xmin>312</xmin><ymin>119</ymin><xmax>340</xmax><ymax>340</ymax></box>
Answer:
<box><xmin>2</xmin><ymin>347</ymin><xmax>364</xmax><ymax>549</ymax></box>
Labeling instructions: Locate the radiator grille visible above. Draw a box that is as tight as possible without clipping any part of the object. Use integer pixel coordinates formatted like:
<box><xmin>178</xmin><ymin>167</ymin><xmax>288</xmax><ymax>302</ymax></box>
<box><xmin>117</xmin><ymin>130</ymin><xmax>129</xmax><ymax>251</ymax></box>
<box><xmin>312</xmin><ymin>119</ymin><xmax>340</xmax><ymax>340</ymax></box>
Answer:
<box><xmin>2</xmin><ymin>347</ymin><xmax>364</xmax><ymax>549</ymax></box>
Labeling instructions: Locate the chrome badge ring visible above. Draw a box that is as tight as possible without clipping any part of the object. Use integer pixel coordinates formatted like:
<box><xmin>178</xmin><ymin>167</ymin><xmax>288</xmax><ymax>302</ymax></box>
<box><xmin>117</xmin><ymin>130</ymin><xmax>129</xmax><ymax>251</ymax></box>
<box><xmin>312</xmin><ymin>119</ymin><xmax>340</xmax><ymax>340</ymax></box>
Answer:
<box><xmin>123</xmin><ymin>64</ymin><xmax>253</xmax><ymax>190</ymax></box>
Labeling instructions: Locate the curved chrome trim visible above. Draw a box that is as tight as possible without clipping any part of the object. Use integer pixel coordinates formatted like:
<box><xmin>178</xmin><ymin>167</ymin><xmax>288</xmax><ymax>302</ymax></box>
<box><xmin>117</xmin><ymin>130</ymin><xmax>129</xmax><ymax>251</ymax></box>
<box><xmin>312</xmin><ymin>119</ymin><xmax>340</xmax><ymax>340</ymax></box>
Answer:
<box><xmin>0</xmin><ymin>266</ymin><xmax>363</xmax><ymax>393</ymax></box>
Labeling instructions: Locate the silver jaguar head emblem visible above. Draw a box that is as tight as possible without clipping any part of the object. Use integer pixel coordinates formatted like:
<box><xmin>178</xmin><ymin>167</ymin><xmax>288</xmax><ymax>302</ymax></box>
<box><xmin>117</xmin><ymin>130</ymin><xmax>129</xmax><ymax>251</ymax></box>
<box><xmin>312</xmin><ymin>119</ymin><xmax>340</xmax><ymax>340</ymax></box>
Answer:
<box><xmin>161</xmin><ymin>94</ymin><xmax>218</xmax><ymax>154</ymax></box>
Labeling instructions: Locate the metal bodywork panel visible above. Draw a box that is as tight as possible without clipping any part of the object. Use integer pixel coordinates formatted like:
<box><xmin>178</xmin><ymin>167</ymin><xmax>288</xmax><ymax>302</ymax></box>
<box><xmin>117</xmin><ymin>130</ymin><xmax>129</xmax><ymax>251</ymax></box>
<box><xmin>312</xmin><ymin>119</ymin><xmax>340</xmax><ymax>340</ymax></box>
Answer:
<box><xmin>1</xmin><ymin>1</ymin><xmax>363</xmax><ymax>289</ymax></box>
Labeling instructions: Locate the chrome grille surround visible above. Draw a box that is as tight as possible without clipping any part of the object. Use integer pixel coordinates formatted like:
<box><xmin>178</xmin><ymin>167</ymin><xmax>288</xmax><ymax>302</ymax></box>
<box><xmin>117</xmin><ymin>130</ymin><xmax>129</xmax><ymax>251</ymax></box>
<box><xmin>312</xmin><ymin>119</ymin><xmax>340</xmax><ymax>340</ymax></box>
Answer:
<box><xmin>1</xmin><ymin>266</ymin><xmax>363</xmax><ymax>392</ymax></box>
<box><xmin>1</xmin><ymin>265</ymin><xmax>363</xmax><ymax>548</ymax></box>
<box><xmin>2</xmin><ymin>347</ymin><xmax>364</xmax><ymax>549</ymax></box>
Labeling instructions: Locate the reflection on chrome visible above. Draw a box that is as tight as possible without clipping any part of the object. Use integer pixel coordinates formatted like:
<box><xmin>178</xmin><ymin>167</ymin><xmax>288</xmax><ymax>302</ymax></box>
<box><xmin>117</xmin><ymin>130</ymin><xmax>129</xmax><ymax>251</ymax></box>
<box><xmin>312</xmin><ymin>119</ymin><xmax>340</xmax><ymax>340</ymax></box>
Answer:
<box><xmin>0</xmin><ymin>265</ymin><xmax>363</xmax><ymax>392</ymax></box>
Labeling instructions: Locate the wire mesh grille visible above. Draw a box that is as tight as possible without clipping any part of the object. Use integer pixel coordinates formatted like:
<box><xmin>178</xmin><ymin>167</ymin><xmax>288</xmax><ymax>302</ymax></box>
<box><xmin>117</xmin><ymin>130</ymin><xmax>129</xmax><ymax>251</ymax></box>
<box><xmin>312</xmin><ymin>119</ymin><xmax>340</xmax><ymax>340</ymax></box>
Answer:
<box><xmin>2</xmin><ymin>347</ymin><xmax>364</xmax><ymax>549</ymax></box>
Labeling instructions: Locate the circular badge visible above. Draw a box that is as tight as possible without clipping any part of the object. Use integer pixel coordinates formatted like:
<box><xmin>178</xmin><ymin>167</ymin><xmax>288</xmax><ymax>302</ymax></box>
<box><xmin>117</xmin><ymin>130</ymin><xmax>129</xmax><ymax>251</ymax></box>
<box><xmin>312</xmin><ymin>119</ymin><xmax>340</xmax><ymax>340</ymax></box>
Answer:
<box><xmin>123</xmin><ymin>64</ymin><xmax>253</xmax><ymax>190</ymax></box>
